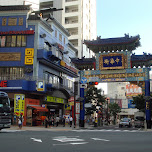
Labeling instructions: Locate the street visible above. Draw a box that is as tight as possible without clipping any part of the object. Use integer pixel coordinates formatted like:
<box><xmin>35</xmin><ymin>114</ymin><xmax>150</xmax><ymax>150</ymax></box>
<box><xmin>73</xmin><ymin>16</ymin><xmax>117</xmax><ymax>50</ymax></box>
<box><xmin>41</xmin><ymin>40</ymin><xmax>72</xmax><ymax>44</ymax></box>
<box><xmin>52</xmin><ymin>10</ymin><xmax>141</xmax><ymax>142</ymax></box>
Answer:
<box><xmin>0</xmin><ymin>127</ymin><xmax>152</xmax><ymax>152</ymax></box>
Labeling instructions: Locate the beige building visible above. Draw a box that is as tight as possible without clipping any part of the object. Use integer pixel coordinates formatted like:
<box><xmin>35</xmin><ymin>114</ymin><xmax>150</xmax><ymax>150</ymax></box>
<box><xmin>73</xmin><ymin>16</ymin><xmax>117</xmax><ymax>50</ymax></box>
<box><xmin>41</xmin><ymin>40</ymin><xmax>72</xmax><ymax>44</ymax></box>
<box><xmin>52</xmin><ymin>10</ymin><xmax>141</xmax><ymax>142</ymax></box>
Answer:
<box><xmin>40</xmin><ymin>0</ymin><xmax>97</xmax><ymax>58</ymax></box>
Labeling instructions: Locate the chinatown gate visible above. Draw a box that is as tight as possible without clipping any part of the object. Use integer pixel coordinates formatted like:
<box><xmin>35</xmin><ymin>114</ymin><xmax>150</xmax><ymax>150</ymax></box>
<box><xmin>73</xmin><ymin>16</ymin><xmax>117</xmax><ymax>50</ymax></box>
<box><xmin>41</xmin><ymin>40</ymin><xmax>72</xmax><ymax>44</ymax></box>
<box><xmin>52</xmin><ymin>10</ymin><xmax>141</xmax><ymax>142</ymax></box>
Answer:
<box><xmin>71</xmin><ymin>34</ymin><xmax>152</xmax><ymax>129</ymax></box>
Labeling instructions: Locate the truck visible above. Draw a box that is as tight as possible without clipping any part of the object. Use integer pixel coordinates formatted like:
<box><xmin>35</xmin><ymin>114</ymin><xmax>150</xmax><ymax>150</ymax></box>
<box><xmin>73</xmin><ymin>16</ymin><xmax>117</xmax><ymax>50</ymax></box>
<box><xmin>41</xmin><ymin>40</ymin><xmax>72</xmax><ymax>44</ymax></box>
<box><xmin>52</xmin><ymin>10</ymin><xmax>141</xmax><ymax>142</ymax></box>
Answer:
<box><xmin>134</xmin><ymin>111</ymin><xmax>145</xmax><ymax>128</ymax></box>
<box><xmin>0</xmin><ymin>91</ymin><xmax>11</xmax><ymax>130</ymax></box>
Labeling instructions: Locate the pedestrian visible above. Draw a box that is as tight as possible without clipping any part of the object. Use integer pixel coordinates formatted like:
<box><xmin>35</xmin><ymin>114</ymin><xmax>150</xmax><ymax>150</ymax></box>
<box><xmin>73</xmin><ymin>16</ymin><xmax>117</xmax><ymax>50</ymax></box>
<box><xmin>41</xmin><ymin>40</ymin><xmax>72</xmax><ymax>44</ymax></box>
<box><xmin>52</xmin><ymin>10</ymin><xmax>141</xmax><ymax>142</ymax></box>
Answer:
<box><xmin>62</xmin><ymin>116</ymin><xmax>65</xmax><ymax>127</ymax></box>
<box><xmin>94</xmin><ymin>117</ymin><xmax>97</xmax><ymax>127</ymax></box>
<box><xmin>56</xmin><ymin>115</ymin><xmax>59</xmax><ymax>127</ymax></box>
<box><xmin>18</xmin><ymin>113</ymin><xmax>23</xmax><ymax>129</ymax></box>
<box><xmin>69</xmin><ymin>116</ymin><xmax>73</xmax><ymax>127</ymax></box>
<box><xmin>45</xmin><ymin>116</ymin><xmax>48</xmax><ymax>128</ymax></box>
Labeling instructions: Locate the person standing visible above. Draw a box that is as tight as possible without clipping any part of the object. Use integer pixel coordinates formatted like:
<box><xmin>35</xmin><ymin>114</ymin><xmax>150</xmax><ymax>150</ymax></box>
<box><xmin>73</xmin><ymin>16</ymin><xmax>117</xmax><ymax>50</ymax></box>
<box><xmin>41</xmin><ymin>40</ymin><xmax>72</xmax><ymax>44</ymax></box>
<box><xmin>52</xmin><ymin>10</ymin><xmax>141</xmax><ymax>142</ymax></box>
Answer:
<box><xmin>18</xmin><ymin>113</ymin><xmax>23</xmax><ymax>129</ymax></box>
<box><xmin>69</xmin><ymin>116</ymin><xmax>73</xmax><ymax>127</ymax></box>
<box><xmin>62</xmin><ymin>116</ymin><xmax>65</xmax><ymax>127</ymax></box>
<box><xmin>45</xmin><ymin>116</ymin><xmax>48</xmax><ymax>128</ymax></box>
<box><xmin>56</xmin><ymin>115</ymin><xmax>59</xmax><ymax>127</ymax></box>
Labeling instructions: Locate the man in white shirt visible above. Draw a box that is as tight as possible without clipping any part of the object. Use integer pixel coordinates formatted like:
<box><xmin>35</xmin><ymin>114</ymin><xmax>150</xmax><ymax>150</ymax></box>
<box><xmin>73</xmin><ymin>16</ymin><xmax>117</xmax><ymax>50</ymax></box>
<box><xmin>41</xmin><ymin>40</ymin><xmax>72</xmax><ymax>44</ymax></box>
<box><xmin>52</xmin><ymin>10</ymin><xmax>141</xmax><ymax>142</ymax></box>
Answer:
<box><xmin>69</xmin><ymin>116</ymin><xmax>73</xmax><ymax>127</ymax></box>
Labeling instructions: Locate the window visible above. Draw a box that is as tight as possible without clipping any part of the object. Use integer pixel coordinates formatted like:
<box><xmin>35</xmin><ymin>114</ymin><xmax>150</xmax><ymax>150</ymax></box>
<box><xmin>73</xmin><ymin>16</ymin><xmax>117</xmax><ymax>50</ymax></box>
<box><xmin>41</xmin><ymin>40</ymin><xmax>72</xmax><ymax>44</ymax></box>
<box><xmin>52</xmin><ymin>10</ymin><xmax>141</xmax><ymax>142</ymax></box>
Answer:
<box><xmin>64</xmin><ymin>38</ymin><xmax>65</xmax><ymax>44</ymax></box>
<box><xmin>11</xmin><ymin>36</ymin><xmax>16</xmax><ymax>47</ymax></box>
<box><xmin>55</xmin><ymin>30</ymin><xmax>57</xmax><ymax>38</ymax></box>
<box><xmin>1</xmin><ymin>36</ymin><xmax>6</xmax><ymax>47</ymax></box>
<box><xmin>0</xmin><ymin>67</ymin><xmax>24</xmax><ymax>80</ymax></box>
<box><xmin>17</xmin><ymin>35</ymin><xmax>22</xmax><ymax>47</ymax></box>
<box><xmin>59</xmin><ymin>34</ymin><xmax>62</xmax><ymax>42</ymax></box>
<box><xmin>6</xmin><ymin>36</ymin><xmax>12</xmax><ymax>47</ymax></box>
<box><xmin>0</xmin><ymin>35</ymin><xmax>26</xmax><ymax>47</ymax></box>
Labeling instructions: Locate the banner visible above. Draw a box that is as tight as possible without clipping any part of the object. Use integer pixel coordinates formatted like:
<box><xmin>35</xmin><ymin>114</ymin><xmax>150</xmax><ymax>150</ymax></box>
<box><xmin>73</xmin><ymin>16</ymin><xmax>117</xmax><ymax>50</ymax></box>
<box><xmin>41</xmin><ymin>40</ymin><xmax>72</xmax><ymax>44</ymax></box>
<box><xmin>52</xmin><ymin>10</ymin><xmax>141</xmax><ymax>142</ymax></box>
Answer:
<box><xmin>14</xmin><ymin>94</ymin><xmax>25</xmax><ymax>116</ymax></box>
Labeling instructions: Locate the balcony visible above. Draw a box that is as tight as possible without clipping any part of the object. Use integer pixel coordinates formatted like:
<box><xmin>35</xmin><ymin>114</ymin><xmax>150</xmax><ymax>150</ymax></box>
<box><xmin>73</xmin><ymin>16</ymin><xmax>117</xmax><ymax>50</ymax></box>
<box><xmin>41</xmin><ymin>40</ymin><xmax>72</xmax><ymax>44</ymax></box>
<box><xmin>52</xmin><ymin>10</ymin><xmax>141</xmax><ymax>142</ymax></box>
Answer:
<box><xmin>65</xmin><ymin>5</ymin><xmax>78</xmax><ymax>13</ymax></box>
<box><xmin>65</xmin><ymin>0</ymin><xmax>78</xmax><ymax>2</ymax></box>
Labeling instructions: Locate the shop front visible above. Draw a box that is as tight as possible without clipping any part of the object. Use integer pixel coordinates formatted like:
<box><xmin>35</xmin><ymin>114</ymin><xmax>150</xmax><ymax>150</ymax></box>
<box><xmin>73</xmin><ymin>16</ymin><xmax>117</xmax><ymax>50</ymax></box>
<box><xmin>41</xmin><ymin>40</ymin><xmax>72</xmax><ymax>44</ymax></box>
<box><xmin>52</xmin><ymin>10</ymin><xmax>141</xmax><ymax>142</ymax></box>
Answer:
<box><xmin>25</xmin><ymin>98</ymin><xmax>48</xmax><ymax>126</ymax></box>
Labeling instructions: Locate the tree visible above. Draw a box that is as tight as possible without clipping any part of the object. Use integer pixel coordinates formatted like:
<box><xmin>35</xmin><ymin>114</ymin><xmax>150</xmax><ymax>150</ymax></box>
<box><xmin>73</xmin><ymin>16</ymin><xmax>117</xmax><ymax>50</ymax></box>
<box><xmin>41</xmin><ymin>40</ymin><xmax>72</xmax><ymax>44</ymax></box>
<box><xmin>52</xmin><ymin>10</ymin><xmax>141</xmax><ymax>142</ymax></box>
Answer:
<box><xmin>108</xmin><ymin>102</ymin><xmax>121</xmax><ymax>125</ymax></box>
<box><xmin>132</xmin><ymin>94</ymin><xmax>145</xmax><ymax>113</ymax></box>
<box><xmin>85</xmin><ymin>86</ymin><xmax>106</xmax><ymax>115</ymax></box>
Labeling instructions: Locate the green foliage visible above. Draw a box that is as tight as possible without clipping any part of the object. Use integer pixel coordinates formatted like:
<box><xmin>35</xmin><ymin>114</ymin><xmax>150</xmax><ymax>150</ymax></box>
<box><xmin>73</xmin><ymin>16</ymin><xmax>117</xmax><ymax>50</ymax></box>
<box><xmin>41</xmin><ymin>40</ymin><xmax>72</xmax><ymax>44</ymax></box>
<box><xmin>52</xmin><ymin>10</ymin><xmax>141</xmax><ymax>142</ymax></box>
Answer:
<box><xmin>108</xmin><ymin>102</ymin><xmax>121</xmax><ymax>125</ymax></box>
<box><xmin>85</xmin><ymin>86</ymin><xmax>106</xmax><ymax>115</ymax></box>
<box><xmin>108</xmin><ymin>102</ymin><xmax>121</xmax><ymax>116</ymax></box>
<box><xmin>132</xmin><ymin>94</ymin><xmax>145</xmax><ymax>113</ymax></box>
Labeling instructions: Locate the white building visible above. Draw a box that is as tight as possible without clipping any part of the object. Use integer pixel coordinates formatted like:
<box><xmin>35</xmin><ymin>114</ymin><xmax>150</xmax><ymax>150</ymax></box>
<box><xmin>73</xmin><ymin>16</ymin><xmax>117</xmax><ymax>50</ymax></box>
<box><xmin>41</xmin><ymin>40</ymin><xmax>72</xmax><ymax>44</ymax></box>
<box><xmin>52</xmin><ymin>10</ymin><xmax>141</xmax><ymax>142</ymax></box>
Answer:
<box><xmin>0</xmin><ymin>0</ymin><xmax>39</xmax><ymax>10</ymax></box>
<box><xmin>40</xmin><ymin>0</ymin><xmax>97</xmax><ymax>58</ymax></box>
<box><xmin>107</xmin><ymin>82</ymin><xmax>138</xmax><ymax>119</ymax></box>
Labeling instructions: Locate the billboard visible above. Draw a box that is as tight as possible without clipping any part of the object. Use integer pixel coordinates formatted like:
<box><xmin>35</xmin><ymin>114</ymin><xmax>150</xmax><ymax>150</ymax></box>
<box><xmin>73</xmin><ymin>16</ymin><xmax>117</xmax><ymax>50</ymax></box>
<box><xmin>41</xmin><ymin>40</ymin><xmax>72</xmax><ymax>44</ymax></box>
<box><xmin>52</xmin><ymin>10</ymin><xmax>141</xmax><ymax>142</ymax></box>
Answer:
<box><xmin>126</xmin><ymin>84</ymin><xmax>142</xmax><ymax>96</ymax></box>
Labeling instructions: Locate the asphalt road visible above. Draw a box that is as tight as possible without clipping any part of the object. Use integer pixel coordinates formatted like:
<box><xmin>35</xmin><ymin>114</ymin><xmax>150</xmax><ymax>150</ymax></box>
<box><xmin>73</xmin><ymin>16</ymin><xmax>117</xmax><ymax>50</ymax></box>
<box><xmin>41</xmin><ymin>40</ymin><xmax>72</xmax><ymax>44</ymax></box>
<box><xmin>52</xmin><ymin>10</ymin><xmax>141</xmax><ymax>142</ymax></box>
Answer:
<box><xmin>0</xmin><ymin>129</ymin><xmax>152</xmax><ymax>152</ymax></box>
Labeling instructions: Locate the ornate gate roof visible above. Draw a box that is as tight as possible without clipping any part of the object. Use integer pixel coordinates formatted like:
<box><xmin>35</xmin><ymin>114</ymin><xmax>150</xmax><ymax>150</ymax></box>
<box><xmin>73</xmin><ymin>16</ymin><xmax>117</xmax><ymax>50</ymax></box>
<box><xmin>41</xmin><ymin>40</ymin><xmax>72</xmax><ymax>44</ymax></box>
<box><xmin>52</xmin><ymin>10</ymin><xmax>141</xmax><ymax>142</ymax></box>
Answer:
<box><xmin>84</xmin><ymin>34</ymin><xmax>140</xmax><ymax>53</ymax></box>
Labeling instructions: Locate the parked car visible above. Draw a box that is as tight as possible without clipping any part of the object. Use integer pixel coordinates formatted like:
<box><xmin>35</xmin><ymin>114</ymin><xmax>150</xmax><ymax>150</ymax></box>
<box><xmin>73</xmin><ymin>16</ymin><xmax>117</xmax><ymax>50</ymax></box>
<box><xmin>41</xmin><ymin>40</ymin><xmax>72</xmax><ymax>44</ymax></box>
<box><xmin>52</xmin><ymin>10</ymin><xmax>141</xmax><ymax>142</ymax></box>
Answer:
<box><xmin>134</xmin><ymin>116</ymin><xmax>144</xmax><ymax>128</ymax></box>
<box><xmin>119</xmin><ymin>118</ymin><xmax>132</xmax><ymax>128</ymax></box>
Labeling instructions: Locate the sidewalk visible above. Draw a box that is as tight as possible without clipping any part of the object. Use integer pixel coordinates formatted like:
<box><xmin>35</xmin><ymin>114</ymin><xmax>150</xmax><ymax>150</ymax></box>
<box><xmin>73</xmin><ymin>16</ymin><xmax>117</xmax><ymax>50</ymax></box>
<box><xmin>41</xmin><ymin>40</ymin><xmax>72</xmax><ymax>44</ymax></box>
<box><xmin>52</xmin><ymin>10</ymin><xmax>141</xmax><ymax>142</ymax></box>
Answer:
<box><xmin>8</xmin><ymin>125</ymin><xmax>75</xmax><ymax>131</ymax></box>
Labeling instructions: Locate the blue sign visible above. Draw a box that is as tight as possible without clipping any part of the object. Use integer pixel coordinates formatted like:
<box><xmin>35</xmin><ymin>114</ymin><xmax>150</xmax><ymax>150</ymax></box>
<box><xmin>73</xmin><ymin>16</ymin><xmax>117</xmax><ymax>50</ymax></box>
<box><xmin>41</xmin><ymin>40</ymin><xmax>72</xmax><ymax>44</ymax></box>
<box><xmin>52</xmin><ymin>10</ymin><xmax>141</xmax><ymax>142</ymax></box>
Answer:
<box><xmin>128</xmin><ymin>99</ymin><xmax>136</xmax><ymax>108</ymax></box>
<box><xmin>103</xmin><ymin>55</ymin><xmax>122</xmax><ymax>68</ymax></box>
<box><xmin>81</xmin><ymin>77</ymin><xmax>87</xmax><ymax>84</ymax></box>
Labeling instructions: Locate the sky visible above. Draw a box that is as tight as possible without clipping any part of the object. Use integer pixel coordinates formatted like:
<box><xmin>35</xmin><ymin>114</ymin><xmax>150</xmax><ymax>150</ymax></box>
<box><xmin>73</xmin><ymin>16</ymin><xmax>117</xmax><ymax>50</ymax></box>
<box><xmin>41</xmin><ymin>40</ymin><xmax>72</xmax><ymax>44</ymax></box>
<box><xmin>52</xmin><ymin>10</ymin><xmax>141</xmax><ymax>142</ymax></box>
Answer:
<box><xmin>96</xmin><ymin>0</ymin><xmax>152</xmax><ymax>55</ymax></box>
<box><xmin>96</xmin><ymin>0</ymin><xmax>152</xmax><ymax>94</ymax></box>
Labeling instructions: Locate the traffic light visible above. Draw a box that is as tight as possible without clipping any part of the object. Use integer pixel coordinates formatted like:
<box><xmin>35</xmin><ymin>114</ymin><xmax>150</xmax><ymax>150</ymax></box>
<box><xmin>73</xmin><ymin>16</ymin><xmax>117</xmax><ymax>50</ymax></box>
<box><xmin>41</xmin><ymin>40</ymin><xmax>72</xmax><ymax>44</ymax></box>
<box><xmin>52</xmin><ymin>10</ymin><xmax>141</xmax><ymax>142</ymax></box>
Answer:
<box><xmin>89</xmin><ymin>82</ymin><xmax>99</xmax><ymax>85</ymax></box>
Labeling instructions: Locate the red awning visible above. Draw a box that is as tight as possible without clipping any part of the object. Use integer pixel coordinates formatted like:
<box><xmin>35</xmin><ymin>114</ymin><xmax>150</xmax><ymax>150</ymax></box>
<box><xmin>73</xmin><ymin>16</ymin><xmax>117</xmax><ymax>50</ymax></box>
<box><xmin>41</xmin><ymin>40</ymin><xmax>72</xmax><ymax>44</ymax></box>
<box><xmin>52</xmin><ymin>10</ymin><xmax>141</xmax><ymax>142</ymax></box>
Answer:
<box><xmin>30</xmin><ymin>106</ymin><xmax>48</xmax><ymax>112</ymax></box>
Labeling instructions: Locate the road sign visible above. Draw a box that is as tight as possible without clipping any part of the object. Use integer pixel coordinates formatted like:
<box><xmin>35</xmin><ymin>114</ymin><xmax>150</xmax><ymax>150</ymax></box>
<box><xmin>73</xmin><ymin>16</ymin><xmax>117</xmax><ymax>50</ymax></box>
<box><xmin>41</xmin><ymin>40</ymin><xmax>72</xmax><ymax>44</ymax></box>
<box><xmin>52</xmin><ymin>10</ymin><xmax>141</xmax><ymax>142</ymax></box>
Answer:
<box><xmin>80</xmin><ymin>84</ymin><xmax>87</xmax><ymax>88</ymax></box>
<box><xmin>81</xmin><ymin>77</ymin><xmax>87</xmax><ymax>84</ymax></box>
<box><xmin>89</xmin><ymin>77</ymin><xmax>99</xmax><ymax>82</ymax></box>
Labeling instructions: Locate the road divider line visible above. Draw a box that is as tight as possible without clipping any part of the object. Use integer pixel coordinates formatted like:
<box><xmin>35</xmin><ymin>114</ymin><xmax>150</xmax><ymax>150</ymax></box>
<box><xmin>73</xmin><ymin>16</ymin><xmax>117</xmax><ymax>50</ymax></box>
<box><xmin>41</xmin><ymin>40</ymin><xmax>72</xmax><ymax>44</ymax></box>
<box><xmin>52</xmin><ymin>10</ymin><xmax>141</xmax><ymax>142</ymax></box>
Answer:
<box><xmin>31</xmin><ymin>138</ymin><xmax>42</xmax><ymax>143</ymax></box>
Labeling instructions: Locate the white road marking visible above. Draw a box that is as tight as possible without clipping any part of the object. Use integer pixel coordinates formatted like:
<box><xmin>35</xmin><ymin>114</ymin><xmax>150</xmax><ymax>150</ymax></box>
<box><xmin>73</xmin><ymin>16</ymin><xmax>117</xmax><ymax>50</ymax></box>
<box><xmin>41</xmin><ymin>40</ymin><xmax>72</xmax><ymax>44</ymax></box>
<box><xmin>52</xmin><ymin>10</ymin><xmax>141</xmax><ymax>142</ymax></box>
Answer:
<box><xmin>53</xmin><ymin>142</ymin><xmax>88</xmax><ymax>146</ymax></box>
<box><xmin>31</xmin><ymin>138</ymin><xmax>42</xmax><ymax>143</ymax></box>
<box><xmin>1</xmin><ymin>129</ymin><xmax>24</xmax><ymax>132</ymax></box>
<box><xmin>91</xmin><ymin>138</ymin><xmax>110</xmax><ymax>142</ymax></box>
<box><xmin>53</xmin><ymin>137</ymin><xmax>84</xmax><ymax>142</ymax></box>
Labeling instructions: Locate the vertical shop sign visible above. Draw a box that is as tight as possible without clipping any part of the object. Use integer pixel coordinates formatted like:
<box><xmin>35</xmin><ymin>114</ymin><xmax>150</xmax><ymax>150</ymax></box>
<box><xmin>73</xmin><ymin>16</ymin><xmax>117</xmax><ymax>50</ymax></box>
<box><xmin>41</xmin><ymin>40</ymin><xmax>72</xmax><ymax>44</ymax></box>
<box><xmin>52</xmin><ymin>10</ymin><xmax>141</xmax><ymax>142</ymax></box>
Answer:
<box><xmin>14</xmin><ymin>94</ymin><xmax>25</xmax><ymax>116</ymax></box>
<box><xmin>76</xmin><ymin>102</ymin><xmax>80</xmax><ymax>114</ymax></box>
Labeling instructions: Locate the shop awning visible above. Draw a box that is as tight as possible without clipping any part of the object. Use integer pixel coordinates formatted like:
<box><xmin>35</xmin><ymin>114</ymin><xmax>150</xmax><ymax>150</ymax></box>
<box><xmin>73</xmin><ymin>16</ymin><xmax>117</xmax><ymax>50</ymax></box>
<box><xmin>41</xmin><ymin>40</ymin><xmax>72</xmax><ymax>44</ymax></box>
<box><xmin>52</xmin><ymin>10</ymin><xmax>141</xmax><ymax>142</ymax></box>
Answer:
<box><xmin>29</xmin><ymin>106</ymin><xmax>48</xmax><ymax>112</ymax></box>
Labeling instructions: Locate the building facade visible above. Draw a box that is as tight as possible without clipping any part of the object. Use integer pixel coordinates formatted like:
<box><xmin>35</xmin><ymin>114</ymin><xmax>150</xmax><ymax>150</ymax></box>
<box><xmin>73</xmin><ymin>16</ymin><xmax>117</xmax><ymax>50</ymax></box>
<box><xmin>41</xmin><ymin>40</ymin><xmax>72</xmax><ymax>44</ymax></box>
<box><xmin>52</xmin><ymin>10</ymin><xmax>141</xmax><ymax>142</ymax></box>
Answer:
<box><xmin>0</xmin><ymin>5</ymin><xmax>78</xmax><ymax>126</ymax></box>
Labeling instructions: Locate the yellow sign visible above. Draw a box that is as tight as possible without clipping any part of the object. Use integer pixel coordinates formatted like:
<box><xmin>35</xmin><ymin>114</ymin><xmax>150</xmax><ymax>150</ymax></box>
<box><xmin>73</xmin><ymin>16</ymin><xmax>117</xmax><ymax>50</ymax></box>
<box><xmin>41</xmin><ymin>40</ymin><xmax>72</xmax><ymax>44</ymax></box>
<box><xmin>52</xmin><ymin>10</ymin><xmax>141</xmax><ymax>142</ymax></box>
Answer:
<box><xmin>14</xmin><ymin>94</ymin><xmax>25</xmax><ymax>116</ymax></box>
<box><xmin>25</xmin><ymin>48</ymin><xmax>34</xmax><ymax>65</ymax></box>
<box><xmin>46</xmin><ymin>96</ymin><xmax>64</xmax><ymax>104</ymax></box>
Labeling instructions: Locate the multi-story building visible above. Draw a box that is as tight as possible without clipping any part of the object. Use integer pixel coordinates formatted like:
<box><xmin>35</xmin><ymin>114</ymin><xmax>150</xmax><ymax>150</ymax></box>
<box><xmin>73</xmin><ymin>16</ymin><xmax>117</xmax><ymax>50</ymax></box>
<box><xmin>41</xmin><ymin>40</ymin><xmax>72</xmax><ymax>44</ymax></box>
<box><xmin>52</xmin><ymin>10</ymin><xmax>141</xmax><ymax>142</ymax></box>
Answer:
<box><xmin>107</xmin><ymin>82</ymin><xmax>138</xmax><ymax>119</ymax></box>
<box><xmin>0</xmin><ymin>5</ymin><xmax>78</xmax><ymax>126</ymax></box>
<box><xmin>40</xmin><ymin>0</ymin><xmax>97</xmax><ymax>58</ymax></box>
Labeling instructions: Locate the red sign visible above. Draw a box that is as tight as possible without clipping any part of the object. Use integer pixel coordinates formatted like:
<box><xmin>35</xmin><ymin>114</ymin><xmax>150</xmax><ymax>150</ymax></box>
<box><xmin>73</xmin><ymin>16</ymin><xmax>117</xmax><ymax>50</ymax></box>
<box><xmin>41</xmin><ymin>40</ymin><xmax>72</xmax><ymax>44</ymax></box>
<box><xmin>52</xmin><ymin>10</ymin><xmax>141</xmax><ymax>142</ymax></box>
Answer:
<box><xmin>0</xmin><ymin>30</ymin><xmax>35</xmax><ymax>35</ymax></box>
<box><xmin>0</xmin><ymin>81</ymin><xmax>7</xmax><ymax>87</ymax></box>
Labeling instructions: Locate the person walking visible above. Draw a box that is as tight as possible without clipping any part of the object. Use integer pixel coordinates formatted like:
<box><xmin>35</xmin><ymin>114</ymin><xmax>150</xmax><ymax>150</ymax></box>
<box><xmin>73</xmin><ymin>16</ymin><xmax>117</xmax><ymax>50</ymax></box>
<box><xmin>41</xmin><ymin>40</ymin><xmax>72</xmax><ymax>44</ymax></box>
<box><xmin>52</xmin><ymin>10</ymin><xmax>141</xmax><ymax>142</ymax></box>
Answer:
<box><xmin>18</xmin><ymin>113</ymin><xmax>23</xmax><ymax>129</ymax></box>
<box><xmin>56</xmin><ymin>115</ymin><xmax>59</xmax><ymax>127</ymax></box>
<box><xmin>69</xmin><ymin>116</ymin><xmax>73</xmax><ymax>127</ymax></box>
<box><xmin>62</xmin><ymin>116</ymin><xmax>66</xmax><ymax>127</ymax></box>
<box><xmin>45</xmin><ymin>116</ymin><xmax>49</xmax><ymax>128</ymax></box>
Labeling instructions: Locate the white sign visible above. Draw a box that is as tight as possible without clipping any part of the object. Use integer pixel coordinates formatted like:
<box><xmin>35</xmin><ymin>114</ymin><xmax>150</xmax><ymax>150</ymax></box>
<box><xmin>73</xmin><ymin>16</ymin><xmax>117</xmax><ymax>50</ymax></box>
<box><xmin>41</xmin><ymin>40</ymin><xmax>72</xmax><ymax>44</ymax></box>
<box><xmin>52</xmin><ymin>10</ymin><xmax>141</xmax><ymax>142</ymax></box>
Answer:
<box><xmin>80</xmin><ymin>84</ymin><xmax>87</xmax><ymax>88</ymax></box>
<box><xmin>76</xmin><ymin>102</ymin><xmax>80</xmax><ymax>114</ymax></box>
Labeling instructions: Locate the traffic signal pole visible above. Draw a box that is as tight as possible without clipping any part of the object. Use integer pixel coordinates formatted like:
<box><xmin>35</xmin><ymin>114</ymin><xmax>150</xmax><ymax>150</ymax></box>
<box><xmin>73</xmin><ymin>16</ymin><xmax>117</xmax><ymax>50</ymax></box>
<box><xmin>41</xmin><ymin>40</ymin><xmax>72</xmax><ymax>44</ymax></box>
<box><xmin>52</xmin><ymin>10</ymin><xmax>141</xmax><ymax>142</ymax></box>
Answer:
<box><xmin>80</xmin><ymin>87</ymin><xmax>85</xmax><ymax>127</ymax></box>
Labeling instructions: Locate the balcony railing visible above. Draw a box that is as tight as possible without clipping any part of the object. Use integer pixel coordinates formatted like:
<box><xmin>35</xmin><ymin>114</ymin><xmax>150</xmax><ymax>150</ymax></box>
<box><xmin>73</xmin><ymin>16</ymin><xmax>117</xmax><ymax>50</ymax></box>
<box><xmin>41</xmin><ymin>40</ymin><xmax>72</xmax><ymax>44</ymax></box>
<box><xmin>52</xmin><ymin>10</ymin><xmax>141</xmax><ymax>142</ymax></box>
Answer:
<box><xmin>0</xmin><ymin>75</ymin><xmax>74</xmax><ymax>93</ymax></box>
